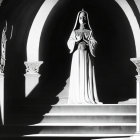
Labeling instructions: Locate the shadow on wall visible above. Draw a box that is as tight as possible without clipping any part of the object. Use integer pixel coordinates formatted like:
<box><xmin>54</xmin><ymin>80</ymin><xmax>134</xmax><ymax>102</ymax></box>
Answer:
<box><xmin>39</xmin><ymin>0</ymin><xmax>137</xmax><ymax>104</ymax></box>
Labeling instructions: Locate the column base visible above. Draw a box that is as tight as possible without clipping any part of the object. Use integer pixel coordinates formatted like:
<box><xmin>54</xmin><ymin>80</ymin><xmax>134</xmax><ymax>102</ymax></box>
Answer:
<box><xmin>130</xmin><ymin>133</ymin><xmax>140</xmax><ymax>140</ymax></box>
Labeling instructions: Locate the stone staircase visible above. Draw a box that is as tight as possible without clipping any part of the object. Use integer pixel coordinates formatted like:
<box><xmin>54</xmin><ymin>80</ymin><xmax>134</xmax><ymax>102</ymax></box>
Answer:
<box><xmin>26</xmin><ymin>104</ymin><xmax>136</xmax><ymax>138</ymax></box>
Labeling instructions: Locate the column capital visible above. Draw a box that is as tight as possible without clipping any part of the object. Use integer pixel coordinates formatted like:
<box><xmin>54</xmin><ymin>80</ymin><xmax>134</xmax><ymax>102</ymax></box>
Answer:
<box><xmin>131</xmin><ymin>58</ymin><xmax>140</xmax><ymax>75</ymax></box>
<box><xmin>24</xmin><ymin>61</ymin><xmax>43</xmax><ymax>74</ymax></box>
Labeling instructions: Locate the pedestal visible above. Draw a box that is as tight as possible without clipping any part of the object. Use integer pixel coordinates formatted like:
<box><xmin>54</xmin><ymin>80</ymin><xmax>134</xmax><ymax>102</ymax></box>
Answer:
<box><xmin>24</xmin><ymin>61</ymin><xmax>43</xmax><ymax>97</ymax></box>
<box><xmin>0</xmin><ymin>73</ymin><xmax>4</xmax><ymax>125</ymax></box>
<box><xmin>24</xmin><ymin>73</ymin><xmax>40</xmax><ymax>97</ymax></box>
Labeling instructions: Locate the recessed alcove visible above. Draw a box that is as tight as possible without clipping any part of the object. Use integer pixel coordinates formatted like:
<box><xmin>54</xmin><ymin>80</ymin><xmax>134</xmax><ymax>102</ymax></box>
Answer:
<box><xmin>0</xmin><ymin>0</ymin><xmax>139</xmax><ymax>137</ymax></box>
<box><xmin>39</xmin><ymin>0</ymin><xmax>136</xmax><ymax>104</ymax></box>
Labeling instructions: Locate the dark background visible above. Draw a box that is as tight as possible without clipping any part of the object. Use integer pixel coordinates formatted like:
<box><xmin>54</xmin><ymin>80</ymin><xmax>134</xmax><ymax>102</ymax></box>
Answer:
<box><xmin>39</xmin><ymin>0</ymin><xmax>137</xmax><ymax>104</ymax></box>
<box><xmin>0</xmin><ymin>0</ymin><xmax>139</xmax><ymax>136</ymax></box>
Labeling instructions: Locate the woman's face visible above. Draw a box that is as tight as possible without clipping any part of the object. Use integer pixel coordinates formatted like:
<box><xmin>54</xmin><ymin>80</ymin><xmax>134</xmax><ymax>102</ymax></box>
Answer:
<box><xmin>79</xmin><ymin>12</ymin><xmax>86</xmax><ymax>25</ymax></box>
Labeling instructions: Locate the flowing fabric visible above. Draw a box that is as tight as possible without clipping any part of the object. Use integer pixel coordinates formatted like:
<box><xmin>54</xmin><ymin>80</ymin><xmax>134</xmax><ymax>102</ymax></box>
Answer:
<box><xmin>67</xmin><ymin>29</ymin><xmax>100</xmax><ymax>104</ymax></box>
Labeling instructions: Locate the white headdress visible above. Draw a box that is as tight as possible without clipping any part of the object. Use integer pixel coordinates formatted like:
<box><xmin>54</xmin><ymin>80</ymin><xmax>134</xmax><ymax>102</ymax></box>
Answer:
<box><xmin>73</xmin><ymin>9</ymin><xmax>92</xmax><ymax>31</ymax></box>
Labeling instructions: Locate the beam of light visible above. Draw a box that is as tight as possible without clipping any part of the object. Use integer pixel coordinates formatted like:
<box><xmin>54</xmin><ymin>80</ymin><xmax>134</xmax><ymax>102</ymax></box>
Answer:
<box><xmin>26</xmin><ymin>0</ymin><xmax>59</xmax><ymax>62</ymax></box>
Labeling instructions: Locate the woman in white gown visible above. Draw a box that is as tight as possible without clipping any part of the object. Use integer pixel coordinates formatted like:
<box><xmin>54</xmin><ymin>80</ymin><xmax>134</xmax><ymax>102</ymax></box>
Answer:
<box><xmin>67</xmin><ymin>9</ymin><xmax>100</xmax><ymax>104</ymax></box>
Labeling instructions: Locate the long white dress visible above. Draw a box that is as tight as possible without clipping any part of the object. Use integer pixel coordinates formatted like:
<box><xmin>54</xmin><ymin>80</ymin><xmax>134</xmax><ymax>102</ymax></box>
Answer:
<box><xmin>67</xmin><ymin>29</ymin><xmax>99</xmax><ymax>104</ymax></box>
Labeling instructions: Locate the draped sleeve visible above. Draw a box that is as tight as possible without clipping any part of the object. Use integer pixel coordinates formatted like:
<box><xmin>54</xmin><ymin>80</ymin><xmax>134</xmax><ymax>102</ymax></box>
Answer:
<box><xmin>88</xmin><ymin>31</ymin><xmax>97</xmax><ymax>57</ymax></box>
<box><xmin>67</xmin><ymin>31</ymin><xmax>76</xmax><ymax>53</ymax></box>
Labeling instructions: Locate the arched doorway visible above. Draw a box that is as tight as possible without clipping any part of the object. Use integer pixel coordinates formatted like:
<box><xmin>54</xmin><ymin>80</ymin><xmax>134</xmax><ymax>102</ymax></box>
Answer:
<box><xmin>37</xmin><ymin>0</ymin><xmax>136</xmax><ymax>103</ymax></box>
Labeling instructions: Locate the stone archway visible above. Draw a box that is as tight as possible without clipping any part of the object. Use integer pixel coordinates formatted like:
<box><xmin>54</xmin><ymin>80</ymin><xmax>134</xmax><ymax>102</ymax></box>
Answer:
<box><xmin>24</xmin><ymin>0</ymin><xmax>140</xmax><ymax>98</ymax></box>
<box><xmin>26</xmin><ymin>0</ymin><xmax>140</xmax><ymax>62</ymax></box>
<box><xmin>23</xmin><ymin>0</ymin><xmax>140</xmax><ymax>136</ymax></box>
<box><xmin>26</xmin><ymin>0</ymin><xmax>59</xmax><ymax>62</ymax></box>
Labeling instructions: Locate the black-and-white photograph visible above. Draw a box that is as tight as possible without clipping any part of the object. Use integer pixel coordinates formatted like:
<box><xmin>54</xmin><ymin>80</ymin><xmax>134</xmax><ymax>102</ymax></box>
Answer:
<box><xmin>0</xmin><ymin>0</ymin><xmax>140</xmax><ymax>140</ymax></box>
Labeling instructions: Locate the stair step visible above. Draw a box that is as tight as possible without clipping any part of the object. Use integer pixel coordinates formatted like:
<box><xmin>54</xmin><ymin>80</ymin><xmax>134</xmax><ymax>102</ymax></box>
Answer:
<box><xmin>24</xmin><ymin>104</ymin><xmax>136</xmax><ymax>137</ymax></box>
<box><xmin>27</xmin><ymin>125</ymin><xmax>136</xmax><ymax>134</ymax></box>
<box><xmin>30</xmin><ymin>123</ymin><xmax>136</xmax><ymax>126</ymax></box>
<box><xmin>25</xmin><ymin>134</ymin><xmax>133</xmax><ymax>137</ymax></box>
<box><xmin>94</xmin><ymin>137</ymin><xmax>131</xmax><ymax>140</ymax></box>
<box><xmin>45</xmin><ymin>113</ymin><xmax>136</xmax><ymax>116</ymax></box>
<box><xmin>50</xmin><ymin>105</ymin><xmax>136</xmax><ymax>114</ymax></box>
<box><xmin>41</xmin><ymin>115</ymin><xmax>136</xmax><ymax>123</ymax></box>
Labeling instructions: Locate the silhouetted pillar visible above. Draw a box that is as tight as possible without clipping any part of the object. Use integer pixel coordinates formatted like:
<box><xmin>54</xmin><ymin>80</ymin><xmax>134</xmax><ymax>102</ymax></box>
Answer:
<box><xmin>131</xmin><ymin>58</ymin><xmax>140</xmax><ymax>139</ymax></box>
<box><xmin>24</xmin><ymin>61</ymin><xmax>43</xmax><ymax>97</ymax></box>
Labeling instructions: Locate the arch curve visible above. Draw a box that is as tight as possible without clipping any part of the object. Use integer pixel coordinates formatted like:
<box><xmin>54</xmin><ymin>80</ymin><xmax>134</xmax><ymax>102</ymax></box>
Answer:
<box><xmin>26</xmin><ymin>0</ymin><xmax>140</xmax><ymax>62</ymax></box>
<box><xmin>26</xmin><ymin>0</ymin><xmax>59</xmax><ymax>61</ymax></box>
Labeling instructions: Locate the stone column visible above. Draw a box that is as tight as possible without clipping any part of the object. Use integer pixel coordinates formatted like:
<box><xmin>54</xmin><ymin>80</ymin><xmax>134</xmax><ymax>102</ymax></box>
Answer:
<box><xmin>24</xmin><ymin>61</ymin><xmax>43</xmax><ymax>97</ymax></box>
<box><xmin>0</xmin><ymin>73</ymin><xmax>4</xmax><ymax>125</ymax></box>
<box><xmin>130</xmin><ymin>58</ymin><xmax>140</xmax><ymax>139</ymax></box>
